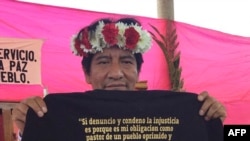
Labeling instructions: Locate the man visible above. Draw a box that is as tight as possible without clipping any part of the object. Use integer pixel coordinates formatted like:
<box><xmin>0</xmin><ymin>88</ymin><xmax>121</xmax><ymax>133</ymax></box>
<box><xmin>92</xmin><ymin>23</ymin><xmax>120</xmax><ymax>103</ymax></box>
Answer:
<box><xmin>12</xmin><ymin>17</ymin><xmax>226</xmax><ymax>136</ymax></box>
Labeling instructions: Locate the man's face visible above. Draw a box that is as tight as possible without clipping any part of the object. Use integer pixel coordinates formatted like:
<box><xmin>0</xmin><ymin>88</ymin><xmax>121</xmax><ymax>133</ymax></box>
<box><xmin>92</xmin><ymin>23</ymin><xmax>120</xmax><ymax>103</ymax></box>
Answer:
<box><xmin>85</xmin><ymin>47</ymin><xmax>139</xmax><ymax>90</ymax></box>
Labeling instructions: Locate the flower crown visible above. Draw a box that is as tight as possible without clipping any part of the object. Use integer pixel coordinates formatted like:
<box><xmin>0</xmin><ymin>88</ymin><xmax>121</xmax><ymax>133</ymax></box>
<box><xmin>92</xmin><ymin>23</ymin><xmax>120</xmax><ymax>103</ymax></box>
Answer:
<box><xmin>70</xmin><ymin>21</ymin><xmax>152</xmax><ymax>56</ymax></box>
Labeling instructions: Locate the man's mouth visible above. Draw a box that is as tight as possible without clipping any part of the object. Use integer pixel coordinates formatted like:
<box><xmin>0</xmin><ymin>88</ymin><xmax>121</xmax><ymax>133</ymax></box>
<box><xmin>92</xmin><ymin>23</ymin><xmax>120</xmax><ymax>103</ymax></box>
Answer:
<box><xmin>105</xmin><ymin>84</ymin><xmax>127</xmax><ymax>90</ymax></box>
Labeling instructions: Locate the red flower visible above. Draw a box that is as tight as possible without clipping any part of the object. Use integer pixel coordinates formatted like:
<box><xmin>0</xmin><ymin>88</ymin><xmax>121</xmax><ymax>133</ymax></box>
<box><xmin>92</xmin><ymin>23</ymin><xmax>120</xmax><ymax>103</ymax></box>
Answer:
<box><xmin>102</xmin><ymin>23</ymin><xmax>119</xmax><ymax>46</ymax></box>
<box><xmin>74</xmin><ymin>39</ymin><xmax>85</xmax><ymax>56</ymax></box>
<box><xmin>124</xmin><ymin>27</ymin><xmax>139</xmax><ymax>50</ymax></box>
<box><xmin>81</xmin><ymin>28</ymin><xmax>91</xmax><ymax>49</ymax></box>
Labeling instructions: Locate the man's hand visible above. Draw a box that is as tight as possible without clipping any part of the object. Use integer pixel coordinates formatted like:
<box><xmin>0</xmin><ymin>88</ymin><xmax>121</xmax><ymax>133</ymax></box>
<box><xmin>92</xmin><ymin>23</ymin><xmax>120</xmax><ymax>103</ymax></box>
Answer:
<box><xmin>198</xmin><ymin>91</ymin><xmax>227</xmax><ymax>122</ymax></box>
<box><xmin>12</xmin><ymin>96</ymin><xmax>47</xmax><ymax>134</ymax></box>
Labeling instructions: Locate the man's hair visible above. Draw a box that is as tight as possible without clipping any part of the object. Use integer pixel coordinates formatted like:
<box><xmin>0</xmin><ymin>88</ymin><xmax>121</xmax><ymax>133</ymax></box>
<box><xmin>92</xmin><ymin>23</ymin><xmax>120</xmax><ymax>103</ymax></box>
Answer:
<box><xmin>80</xmin><ymin>18</ymin><xmax>144</xmax><ymax>75</ymax></box>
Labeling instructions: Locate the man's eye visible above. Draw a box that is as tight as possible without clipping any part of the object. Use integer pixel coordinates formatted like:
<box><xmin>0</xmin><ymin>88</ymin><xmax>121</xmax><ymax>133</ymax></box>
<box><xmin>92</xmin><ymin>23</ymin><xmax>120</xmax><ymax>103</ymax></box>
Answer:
<box><xmin>122</xmin><ymin>61</ymin><xmax>132</xmax><ymax>64</ymax></box>
<box><xmin>98</xmin><ymin>61</ymin><xmax>108</xmax><ymax>64</ymax></box>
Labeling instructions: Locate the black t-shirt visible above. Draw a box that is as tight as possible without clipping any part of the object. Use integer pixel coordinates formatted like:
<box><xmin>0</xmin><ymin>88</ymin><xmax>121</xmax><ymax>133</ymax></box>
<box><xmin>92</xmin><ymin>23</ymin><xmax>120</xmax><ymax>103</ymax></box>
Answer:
<box><xmin>22</xmin><ymin>90</ymin><xmax>223</xmax><ymax>141</ymax></box>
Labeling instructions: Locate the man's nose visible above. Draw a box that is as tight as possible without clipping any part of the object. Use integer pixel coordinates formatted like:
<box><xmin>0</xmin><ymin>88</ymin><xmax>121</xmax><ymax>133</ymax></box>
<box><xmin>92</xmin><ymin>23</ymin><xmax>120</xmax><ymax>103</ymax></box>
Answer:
<box><xmin>108</xmin><ymin>63</ymin><xmax>124</xmax><ymax>80</ymax></box>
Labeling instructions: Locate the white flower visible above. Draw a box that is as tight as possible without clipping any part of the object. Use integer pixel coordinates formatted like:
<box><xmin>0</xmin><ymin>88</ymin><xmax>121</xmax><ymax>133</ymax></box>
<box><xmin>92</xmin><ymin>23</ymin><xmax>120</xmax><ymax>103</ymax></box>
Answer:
<box><xmin>115</xmin><ymin>22</ymin><xmax>127</xmax><ymax>48</ymax></box>
<box><xmin>135</xmin><ymin>30</ymin><xmax>152</xmax><ymax>53</ymax></box>
<box><xmin>70</xmin><ymin>34</ymin><xmax>78</xmax><ymax>55</ymax></box>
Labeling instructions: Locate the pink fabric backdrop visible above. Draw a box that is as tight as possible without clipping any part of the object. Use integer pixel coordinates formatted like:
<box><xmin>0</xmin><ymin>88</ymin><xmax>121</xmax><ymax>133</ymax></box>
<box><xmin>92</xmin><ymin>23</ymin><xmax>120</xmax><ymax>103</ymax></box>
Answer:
<box><xmin>176</xmin><ymin>23</ymin><xmax>250</xmax><ymax>124</ymax></box>
<box><xmin>0</xmin><ymin>0</ymin><xmax>170</xmax><ymax>100</ymax></box>
<box><xmin>1</xmin><ymin>0</ymin><xmax>250</xmax><ymax>124</ymax></box>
